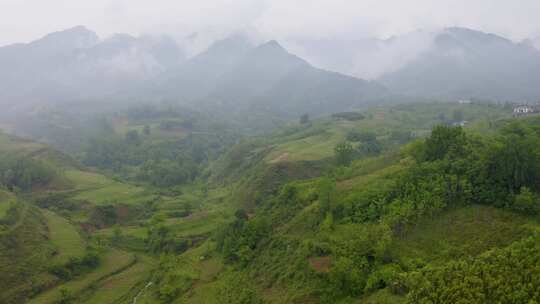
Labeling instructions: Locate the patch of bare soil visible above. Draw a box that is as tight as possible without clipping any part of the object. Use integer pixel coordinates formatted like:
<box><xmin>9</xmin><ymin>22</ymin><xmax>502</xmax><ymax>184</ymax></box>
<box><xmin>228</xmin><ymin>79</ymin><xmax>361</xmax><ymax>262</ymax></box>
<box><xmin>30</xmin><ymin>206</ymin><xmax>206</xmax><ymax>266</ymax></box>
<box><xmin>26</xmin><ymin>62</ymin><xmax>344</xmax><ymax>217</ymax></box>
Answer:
<box><xmin>308</xmin><ymin>256</ymin><xmax>332</xmax><ymax>273</ymax></box>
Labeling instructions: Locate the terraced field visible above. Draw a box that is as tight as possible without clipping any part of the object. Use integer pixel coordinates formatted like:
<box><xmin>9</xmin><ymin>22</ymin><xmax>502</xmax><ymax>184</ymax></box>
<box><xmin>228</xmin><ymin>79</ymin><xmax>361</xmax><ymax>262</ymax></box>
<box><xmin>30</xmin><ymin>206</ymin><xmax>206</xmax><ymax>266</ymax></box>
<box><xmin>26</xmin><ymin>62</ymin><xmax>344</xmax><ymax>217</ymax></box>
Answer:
<box><xmin>43</xmin><ymin>210</ymin><xmax>85</xmax><ymax>264</ymax></box>
<box><xmin>65</xmin><ymin>170</ymin><xmax>155</xmax><ymax>206</ymax></box>
<box><xmin>28</xmin><ymin>249</ymin><xmax>136</xmax><ymax>304</ymax></box>
<box><xmin>264</xmin><ymin>103</ymin><xmax>510</xmax><ymax>164</ymax></box>
<box><xmin>81</xmin><ymin>255</ymin><xmax>155</xmax><ymax>304</ymax></box>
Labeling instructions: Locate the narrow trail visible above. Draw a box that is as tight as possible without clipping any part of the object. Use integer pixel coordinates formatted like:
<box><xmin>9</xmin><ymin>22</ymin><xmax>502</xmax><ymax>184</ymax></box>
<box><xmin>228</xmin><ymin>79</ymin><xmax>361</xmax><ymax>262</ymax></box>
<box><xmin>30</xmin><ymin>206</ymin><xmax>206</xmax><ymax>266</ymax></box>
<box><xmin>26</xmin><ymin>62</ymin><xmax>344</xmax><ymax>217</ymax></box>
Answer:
<box><xmin>132</xmin><ymin>282</ymin><xmax>153</xmax><ymax>304</ymax></box>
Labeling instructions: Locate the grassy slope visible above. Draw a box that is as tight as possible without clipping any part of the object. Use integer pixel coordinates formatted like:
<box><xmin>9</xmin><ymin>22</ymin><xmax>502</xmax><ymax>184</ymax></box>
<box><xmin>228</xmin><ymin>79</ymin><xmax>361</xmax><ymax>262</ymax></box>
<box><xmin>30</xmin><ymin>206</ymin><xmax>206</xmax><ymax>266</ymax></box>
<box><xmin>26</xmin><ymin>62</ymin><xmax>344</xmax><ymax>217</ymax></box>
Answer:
<box><xmin>0</xmin><ymin>203</ymin><xmax>56</xmax><ymax>304</ymax></box>
<box><xmin>96</xmin><ymin>185</ymin><xmax>233</xmax><ymax>240</ymax></box>
<box><xmin>0</xmin><ymin>190</ymin><xmax>15</xmax><ymax>219</ymax></box>
<box><xmin>168</xmin><ymin>103</ymin><xmax>530</xmax><ymax>303</ymax></box>
<box><xmin>79</xmin><ymin>254</ymin><xmax>155</xmax><ymax>304</ymax></box>
<box><xmin>388</xmin><ymin>205</ymin><xmax>538</xmax><ymax>266</ymax></box>
<box><xmin>65</xmin><ymin>169</ymin><xmax>154</xmax><ymax>206</ymax></box>
<box><xmin>265</xmin><ymin>103</ymin><xmax>509</xmax><ymax>163</ymax></box>
<box><xmin>0</xmin><ymin>131</ymin><xmax>157</xmax><ymax>303</ymax></box>
<box><xmin>0</xmin><ymin>132</ymin><xmax>45</xmax><ymax>154</ymax></box>
<box><xmin>0</xmin><ymin>103</ymin><xmax>518</xmax><ymax>303</ymax></box>
<box><xmin>131</xmin><ymin>240</ymin><xmax>223</xmax><ymax>304</ymax></box>
<box><xmin>42</xmin><ymin>210</ymin><xmax>85</xmax><ymax>264</ymax></box>
<box><xmin>28</xmin><ymin>249</ymin><xmax>135</xmax><ymax>304</ymax></box>
<box><xmin>360</xmin><ymin>205</ymin><xmax>539</xmax><ymax>304</ymax></box>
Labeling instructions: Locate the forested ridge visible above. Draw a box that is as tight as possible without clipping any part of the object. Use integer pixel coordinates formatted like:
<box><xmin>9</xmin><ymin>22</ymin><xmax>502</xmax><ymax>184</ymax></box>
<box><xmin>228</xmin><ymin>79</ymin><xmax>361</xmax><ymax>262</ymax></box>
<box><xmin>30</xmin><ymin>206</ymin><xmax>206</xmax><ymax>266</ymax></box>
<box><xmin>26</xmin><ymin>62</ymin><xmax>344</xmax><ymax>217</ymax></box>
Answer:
<box><xmin>211</xmin><ymin>115</ymin><xmax>540</xmax><ymax>303</ymax></box>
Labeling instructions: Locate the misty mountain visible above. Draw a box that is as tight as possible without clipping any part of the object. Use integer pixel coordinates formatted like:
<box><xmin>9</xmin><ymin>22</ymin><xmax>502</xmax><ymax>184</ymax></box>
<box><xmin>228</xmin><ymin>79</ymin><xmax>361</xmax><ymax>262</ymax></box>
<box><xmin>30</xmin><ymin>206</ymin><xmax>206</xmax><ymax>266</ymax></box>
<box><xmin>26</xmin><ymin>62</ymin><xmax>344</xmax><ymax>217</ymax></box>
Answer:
<box><xmin>284</xmin><ymin>31</ymin><xmax>435</xmax><ymax>80</ymax></box>
<box><xmin>153</xmin><ymin>37</ymin><xmax>387</xmax><ymax>117</ymax></box>
<box><xmin>151</xmin><ymin>34</ymin><xmax>254</xmax><ymax>101</ymax></box>
<box><xmin>0</xmin><ymin>27</ymin><xmax>386</xmax><ymax>118</ymax></box>
<box><xmin>214</xmin><ymin>40</ymin><xmax>387</xmax><ymax>116</ymax></box>
<box><xmin>379</xmin><ymin>27</ymin><xmax>540</xmax><ymax>101</ymax></box>
<box><xmin>0</xmin><ymin>26</ymin><xmax>186</xmax><ymax>109</ymax></box>
<box><xmin>523</xmin><ymin>36</ymin><xmax>540</xmax><ymax>51</ymax></box>
<box><xmin>0</xmin><ymin>26</ymin><xmax>98</xmax><ymax>107</ymax></box>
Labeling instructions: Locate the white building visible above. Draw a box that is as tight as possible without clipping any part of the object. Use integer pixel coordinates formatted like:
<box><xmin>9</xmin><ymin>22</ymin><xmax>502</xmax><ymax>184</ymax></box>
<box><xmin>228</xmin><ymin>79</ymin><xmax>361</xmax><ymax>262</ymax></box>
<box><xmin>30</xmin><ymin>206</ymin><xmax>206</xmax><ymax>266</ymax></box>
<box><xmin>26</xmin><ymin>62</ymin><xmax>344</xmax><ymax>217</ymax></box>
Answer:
<box><xmin>513</xmin><ymin>105</ymin><xmax>535</xmax><ymax>115</ymax></box>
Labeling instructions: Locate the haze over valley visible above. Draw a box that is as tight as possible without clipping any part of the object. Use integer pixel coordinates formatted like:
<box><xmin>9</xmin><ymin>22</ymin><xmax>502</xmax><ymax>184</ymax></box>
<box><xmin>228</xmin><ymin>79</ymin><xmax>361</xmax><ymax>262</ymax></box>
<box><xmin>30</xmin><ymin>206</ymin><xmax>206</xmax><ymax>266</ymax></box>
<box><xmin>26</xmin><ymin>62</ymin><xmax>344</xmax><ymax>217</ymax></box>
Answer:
<box><xmin>1</xmin><ymin>2</ymin><xmax>540</xmax><ymax>304</ymax></box>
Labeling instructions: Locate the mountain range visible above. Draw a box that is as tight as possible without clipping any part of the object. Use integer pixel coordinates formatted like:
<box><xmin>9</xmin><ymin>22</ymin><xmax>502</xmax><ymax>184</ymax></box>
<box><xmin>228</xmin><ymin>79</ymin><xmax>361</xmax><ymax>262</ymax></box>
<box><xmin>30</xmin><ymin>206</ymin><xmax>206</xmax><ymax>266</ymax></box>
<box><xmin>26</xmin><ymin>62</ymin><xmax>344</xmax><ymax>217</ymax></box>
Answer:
<box><xmin>0</xmin><ymin>26</ymin><xmax>185</xmax><ymax>110</ymax></box>
<box><xmin>379</xmin><ymin>27</ymin><xmax>540</xmax><ymax>101</ymax></box>
<box><xmin>1</xmin><ymin>25</ymin><xmax>540</xmax><ymax>118</ymax></box>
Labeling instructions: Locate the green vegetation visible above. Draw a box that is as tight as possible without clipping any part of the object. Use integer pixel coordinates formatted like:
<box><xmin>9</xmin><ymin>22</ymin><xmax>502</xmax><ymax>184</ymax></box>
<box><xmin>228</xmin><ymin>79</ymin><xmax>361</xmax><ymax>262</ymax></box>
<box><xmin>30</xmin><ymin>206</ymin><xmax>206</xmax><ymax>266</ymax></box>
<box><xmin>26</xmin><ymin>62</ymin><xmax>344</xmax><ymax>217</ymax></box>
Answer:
<box><xmin>28</xmin><ymin>249</ymin><xmax>134</xmax><ymax>304</ymax></box>
<box><xmin>204</xmin><ymin>111</ymin><xmax>540</xmax><ymax>303</ymax></box>
<box><xmin>0</xmin><ymin>153</ymin><xmax>59</xmax><ymax>191</ymax></box>
<box><xmin>406</xmin><ymin>234</ymin><xmax>540</xmax><ymax>304</ymax></box>
<box><xmin>43</xmin><ymin>210</ymin><xmax>85</xmax><ymax>264</ymax></box>
<box><xmin>0</xmin><ymin>204</ymin><xmax>56</xmax><ymax>304</ymax></box>
<box><xmin>0</xmin><ymin>190</ymin><xmax>15</xmax><ymax>219</ymax></box>
<box><xmin>3</xmin><ymin>102</ymin><xmax>540</xmax><ymax>304</ymax></box>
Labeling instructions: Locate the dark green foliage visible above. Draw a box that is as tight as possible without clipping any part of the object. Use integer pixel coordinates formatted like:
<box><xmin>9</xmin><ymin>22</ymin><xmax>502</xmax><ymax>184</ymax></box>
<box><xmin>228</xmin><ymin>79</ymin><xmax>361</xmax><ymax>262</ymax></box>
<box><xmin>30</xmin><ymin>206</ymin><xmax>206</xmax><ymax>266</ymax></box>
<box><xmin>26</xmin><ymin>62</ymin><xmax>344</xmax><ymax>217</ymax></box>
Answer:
<box><xmin>89</xmin><ymin>205</ymin><xmax>118</xmax><ymax>228</ymax></box>
<box><xmin>33</xmin><ymin>192</ymin><xmax>79</xmax><ymax>212</ymax></box>
<box><xmin>484</xmin><ymin>122</ymin><xmax>540</xmax><ymax>193</ymax></box>
<box><xmin>83</xmin><ymin>132</ymin><xmax>227</xmax><ymax>187</ymax></box>
<box><xmin>48</xmin><ymin>250</ymin><xmax>100</xmax><ymax>281</ymax></box>
<box><xmin>332</xmin><ymin>112</ymin><xmax>366</xmax><ymax>121</ymax></box>
<box><xmin>146</xmin><ymin>216</ymin><xmax>190</xmax><ymax>254</ymax></box>
<box><xmin>318</xmin><ymin>177</ymin><xmax>335</xmax><ymax>219</ymax></box>
<box><xmin>57</xmin><ymin>287</ymin><xmax>73</xmax><ymax>304</ymax></box>
<box><xmin>216</xmin><ymin>211</ymin><xmax>271</xmax><ymax>265</ymax></box>
<box><xmin>358</xmin><ymin>139</ymin><xmax>382</xmax><ymax>157</ymax></box>
<box><xmin>466</xmin><ymin>121</ymin><xmax>540</xmax><ymax>207</ymax></box>
<box><xmin>405</xmin><ymin>234</ymin><xmax>540</xmax><ymax>304</ymax></box>
<box><xmin>334</xmin><ymin>142</ymin><xmax>355</xmax><ymax>166</ymax></box>
<box><xmin>346</xmin><ymin>130</ymin><xmax>377</xmax><ymax>143</ymax></box>
<box><xmin>422</xmin><ymin>125</ymin><xmax>467</xmax><ymax>161</ymax></box>
<box><xmin>512</xmin><ymin>187</ymin><xmax>540</xmax><ymax>215</ymax></box>
<box><xmin>79</xmin><ymin>104</ymin><xmax>237</xmax><ymax>187</ymax></box>
<box><xmin>138</xmin><ymin>158</ymin><xmax>198</xmax><ymax>187</ymax></box>
<box><xmin>153</xmin><ymin>255</ymin><xmax>198</xmax><ymax>302</ymax></box>
<box><xmin>320</xmin><ymin>223</ymin><xmax>393</xmax><ymax>302</ymax></box>
<box><xmin>346</xmin><ymin>130</ymin><xmax>382</xmax><ymax>156</ymax></box>
<box><xmin>218</xmin><ymin>123</ymin><xmax>540</xmax><ymax>303</ymax></box>
<box><xmin>390</xmin><ymin>130</ymin><xmax>413</xmax><ymax>144</ymax></box>
<box><xmin>0</xmin><ymin>206</ymin><xmax>55</xmax><ymax>303</ymax></box>
<box><xmin>0</xmin><ymin>154</ymin><xmax>58</xmax><ymax>191</ymax></box>
<box><xmin>218</xmin><ymin>273</ymin><xmax>263</xmax><ymax>304</ymax></box>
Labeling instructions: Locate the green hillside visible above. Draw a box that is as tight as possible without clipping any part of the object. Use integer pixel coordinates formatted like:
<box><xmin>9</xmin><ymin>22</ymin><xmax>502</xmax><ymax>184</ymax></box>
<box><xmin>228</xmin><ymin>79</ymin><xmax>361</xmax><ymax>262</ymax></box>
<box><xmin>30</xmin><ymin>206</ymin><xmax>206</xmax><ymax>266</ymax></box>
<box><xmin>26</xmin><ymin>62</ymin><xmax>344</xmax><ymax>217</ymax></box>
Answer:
<box><xmin>2</xmin><ymin>102</ymin><xmax>540</xmax><ymax>304</ymax></box>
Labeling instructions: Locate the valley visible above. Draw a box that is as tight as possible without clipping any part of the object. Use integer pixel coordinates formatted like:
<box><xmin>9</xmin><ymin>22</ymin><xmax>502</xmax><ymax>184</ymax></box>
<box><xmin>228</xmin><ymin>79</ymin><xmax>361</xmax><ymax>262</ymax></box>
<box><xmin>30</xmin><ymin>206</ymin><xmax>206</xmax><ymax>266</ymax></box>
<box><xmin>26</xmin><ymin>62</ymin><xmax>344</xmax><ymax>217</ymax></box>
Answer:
<box><xmin>1</xmin><ymin>14</ymin><xmax>540</xmax><ymax>303</ymax></box>
<box><xmin>1</xmin><ymin>100</ymin><xmax>539</xmax><ymax>303</ymax></box>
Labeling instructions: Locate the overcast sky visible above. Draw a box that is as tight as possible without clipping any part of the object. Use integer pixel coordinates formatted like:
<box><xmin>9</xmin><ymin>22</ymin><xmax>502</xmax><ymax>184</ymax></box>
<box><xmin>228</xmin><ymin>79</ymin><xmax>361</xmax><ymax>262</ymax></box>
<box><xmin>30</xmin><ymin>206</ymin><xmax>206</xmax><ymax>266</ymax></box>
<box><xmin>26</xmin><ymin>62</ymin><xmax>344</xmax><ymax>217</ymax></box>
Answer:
<box><xmin>1</xmin><ymin>0</ymin><xmax>540</xmax><ymax>46</ymax></box>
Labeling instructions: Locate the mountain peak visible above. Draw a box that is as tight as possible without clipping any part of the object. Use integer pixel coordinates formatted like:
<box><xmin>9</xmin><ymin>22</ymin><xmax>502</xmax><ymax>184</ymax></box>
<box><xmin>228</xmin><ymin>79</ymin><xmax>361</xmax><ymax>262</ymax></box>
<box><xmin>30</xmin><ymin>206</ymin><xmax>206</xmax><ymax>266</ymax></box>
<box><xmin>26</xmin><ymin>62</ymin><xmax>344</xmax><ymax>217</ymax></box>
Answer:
<box><xmin>257</xmin><ymin>40</ymin><xmax>286</xmax><ymax>52</ymax></box>
<box><xmin>43</xmin><ymin>25</ymin><xmax>98</xmax><ymax>40</ymax></box>
<box><xmin>35</xmin><ymin>25</ymin><xmax>99</xmax><ymax>50</ymax></box>
<box><xmin>442</xmin><ymin>27</ymin><xmax>510</xmax><ymax>45</ymax></box>
<box><xmin>204</xmin><ymin>34</ymin><xmax>253</xmax><ymax>57</ymax></box>
<box><xmin>249</xmin><ymin>40</ymin><xmax>293</xmax><ymax>59</ymax></box>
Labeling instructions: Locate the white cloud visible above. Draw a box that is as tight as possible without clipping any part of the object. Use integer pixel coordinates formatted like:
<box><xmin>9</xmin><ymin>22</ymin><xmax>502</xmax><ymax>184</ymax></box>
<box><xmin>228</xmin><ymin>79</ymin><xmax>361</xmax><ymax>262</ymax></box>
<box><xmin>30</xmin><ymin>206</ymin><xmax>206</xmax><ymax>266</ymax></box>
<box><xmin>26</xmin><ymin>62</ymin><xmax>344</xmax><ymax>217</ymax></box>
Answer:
<box><xmin>1</xmin><ymin>0</ymin><xmax>540</xmax><ymax>46</ymax></box>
